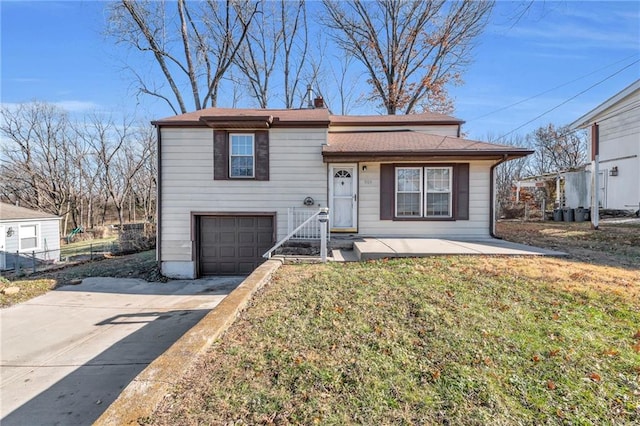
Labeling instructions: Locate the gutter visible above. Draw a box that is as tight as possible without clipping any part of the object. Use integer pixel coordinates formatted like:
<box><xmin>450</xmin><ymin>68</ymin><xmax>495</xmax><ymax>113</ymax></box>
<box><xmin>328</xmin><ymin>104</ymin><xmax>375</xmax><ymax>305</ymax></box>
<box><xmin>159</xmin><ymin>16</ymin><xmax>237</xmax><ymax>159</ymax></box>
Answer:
<box><xmin>489</xmin><ymin>154</ymin><xmax>509</xmax><ymax>239</ymax></box>
<box><xmin>155</xmin><ymin>124</ymin><xmax>162</xmax><ymax>269</ymax></box>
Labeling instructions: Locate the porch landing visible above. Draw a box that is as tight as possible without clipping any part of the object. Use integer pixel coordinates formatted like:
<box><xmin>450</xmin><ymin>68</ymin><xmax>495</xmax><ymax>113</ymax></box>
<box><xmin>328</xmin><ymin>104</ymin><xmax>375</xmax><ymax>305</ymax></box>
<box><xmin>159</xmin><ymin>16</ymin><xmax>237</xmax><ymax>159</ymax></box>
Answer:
<box><xmin>333</xmin><ymin>238</ymin><xmax>566</xmax><ymax>261</ymax></box>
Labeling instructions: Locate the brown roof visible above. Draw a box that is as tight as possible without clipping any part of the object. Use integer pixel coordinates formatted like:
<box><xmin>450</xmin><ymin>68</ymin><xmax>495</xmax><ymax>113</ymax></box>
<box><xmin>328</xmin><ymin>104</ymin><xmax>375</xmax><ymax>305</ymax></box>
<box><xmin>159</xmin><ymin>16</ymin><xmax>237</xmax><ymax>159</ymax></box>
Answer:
<box><xmin>152</xmin><ymin>108</ymin><xmax>463</xmax><ymax>128</ymax></box>
<box><xmin>152</xmin><ymin>107</ymin><xmax>331</xmax><ymax>128</ymax></box>
<box><xmin>329</xmin><ymin>112</ymin><xmax>463</xmax><ymax>126</ymax></box>
<box><xmin>323</xmin><ymin>131</ymin><xmax>533</xmax><ymax>161</ymax></box>
<box><xmin>0</xmin><ymin>203</ymin><xmax>60</xmax><ymax>221</ymax></box>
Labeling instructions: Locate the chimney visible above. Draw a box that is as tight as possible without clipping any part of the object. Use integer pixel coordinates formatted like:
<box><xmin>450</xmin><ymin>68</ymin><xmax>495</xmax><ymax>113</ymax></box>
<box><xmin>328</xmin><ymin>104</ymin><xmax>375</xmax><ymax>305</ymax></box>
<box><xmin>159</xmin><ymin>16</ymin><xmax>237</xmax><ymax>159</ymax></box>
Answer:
<box><xmin>314</xmin><ymin>96</ymin><xmax>325</xmax><ymax>109</ymax></box>
<box><xmin>306</xmin><ymin>84</ymin><xmax>313</xmax><ymax>109</ymax></box>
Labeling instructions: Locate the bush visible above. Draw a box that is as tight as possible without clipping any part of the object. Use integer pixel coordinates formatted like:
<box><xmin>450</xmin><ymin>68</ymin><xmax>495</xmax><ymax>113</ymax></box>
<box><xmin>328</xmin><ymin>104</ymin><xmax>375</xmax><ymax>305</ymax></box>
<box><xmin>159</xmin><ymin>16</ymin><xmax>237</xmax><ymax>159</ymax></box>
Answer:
<box><xmin>118</xmin><ymin>223</ymin><xmax>156</xmax><ymax>254</ymax></box>
<box><xmin>501</xmin><ymin>205</ymin><xmax>525</xmax><ymax>219</ymax></box>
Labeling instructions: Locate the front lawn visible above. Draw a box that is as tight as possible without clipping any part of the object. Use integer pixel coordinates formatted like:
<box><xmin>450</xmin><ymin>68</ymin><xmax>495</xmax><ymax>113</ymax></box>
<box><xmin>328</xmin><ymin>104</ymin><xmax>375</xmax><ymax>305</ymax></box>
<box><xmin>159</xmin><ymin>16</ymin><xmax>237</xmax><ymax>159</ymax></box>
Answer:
<box><xmin>149</xmin><ymin>256</ymin><xmax>639</xmax><ymax>425</ymax></box>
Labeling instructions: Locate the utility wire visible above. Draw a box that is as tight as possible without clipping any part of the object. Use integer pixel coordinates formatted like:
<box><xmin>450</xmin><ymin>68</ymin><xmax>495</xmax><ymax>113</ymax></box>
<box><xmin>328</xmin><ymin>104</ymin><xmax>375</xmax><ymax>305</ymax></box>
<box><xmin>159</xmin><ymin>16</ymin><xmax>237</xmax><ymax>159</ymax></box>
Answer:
<box><xmin>496</xmin><ymin>59</ymin><xmax>640</xmax><ymax>141</ymax></box>
<box><xmin>467</xmin><ymin>54</ymin><xmax>640</xmax><ymax>122</ymax></box>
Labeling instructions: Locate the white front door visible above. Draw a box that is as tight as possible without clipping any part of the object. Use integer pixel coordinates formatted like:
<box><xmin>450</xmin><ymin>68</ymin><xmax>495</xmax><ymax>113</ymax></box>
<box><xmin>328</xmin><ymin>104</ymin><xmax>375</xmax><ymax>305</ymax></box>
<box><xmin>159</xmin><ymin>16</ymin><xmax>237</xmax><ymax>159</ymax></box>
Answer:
<box><xmin>330</xmin><ymin>164</ymin><xmax>357</xmax><ymax>232</ymax></box>
<box><xmin>0</xmin><ymin>226</ymin><xmax>5</xmax><ymax>270</ymax></box>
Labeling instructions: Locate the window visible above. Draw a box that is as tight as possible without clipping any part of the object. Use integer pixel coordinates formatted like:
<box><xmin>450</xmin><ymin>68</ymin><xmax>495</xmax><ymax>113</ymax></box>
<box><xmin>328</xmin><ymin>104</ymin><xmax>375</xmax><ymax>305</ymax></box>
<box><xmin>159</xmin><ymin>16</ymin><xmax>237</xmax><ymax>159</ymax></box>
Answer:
<box><xmin>20</xmin><ymin>224</ymin><xmax>39</xmax><ymax>250</ymax></box>
<box><xmin>214</xmin><ymin>130</ymin><xmax>269</xmax><ymax>181</ymax></box>
<box><xmin>425</xmin><ymin>167</ymin><xmax>452</xmax><ymax>217</ymax></box>
<box><xmin>396</xmin><ymin>168</ymin><xmax>422</xmax><ymax>217</ymax></box>
<box><xmin>229</xmin><ymin>134</ymin><xmax>255</xmax><ymax>178</ymax></box>
<box><xmin>395</xmin><ymin>167</ymin><xmax>452</xmax><ymax>218</ymax></box>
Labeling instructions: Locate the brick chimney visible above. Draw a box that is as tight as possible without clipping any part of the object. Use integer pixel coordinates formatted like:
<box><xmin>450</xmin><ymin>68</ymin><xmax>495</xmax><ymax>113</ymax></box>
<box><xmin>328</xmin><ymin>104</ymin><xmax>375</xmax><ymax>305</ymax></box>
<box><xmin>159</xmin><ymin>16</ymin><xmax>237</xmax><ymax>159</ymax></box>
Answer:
<box><xmin>313</xmin><ymin>96</ymin><xmax>325</xmax><ymax>108</ymax></box>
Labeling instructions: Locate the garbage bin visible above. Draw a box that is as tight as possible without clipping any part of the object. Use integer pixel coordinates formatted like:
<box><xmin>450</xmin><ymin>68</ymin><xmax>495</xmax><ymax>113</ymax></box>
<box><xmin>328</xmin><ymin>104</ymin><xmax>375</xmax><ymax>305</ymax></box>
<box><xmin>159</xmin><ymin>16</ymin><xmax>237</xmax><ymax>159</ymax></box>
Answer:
<box><xmin>553</xmin><ymin>208</ymin><xmax>563</xmax><ymax>221</ymax></box>
<box><xmin>574</xmin><ymin>207</ymin><xmax>590</xmax><ymax>222</ymax></box>
<box><xmin>563</xmin><ymin>208</ymin><xmax>574</xmax><ymax>222</ymax></box>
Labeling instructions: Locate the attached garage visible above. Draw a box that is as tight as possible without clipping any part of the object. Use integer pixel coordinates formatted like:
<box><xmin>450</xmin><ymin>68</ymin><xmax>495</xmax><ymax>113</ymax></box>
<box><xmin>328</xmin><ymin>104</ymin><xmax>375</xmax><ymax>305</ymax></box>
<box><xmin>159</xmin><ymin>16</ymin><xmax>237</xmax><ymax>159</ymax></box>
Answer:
<box><xmin>197</xmin><ymin>214</ymin><xmax>275</xmax><ymax>276</ymax></box>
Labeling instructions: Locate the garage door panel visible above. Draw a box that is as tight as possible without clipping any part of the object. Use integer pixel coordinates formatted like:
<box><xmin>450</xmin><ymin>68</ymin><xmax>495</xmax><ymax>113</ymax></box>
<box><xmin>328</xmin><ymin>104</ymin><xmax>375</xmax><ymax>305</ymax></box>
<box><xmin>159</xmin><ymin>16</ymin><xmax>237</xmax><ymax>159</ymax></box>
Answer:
<box><xmin>237</xmin><ymin>262</ymin><xmax>256</xmax><ymax>274</ymax></box>
<box><xmin>220</xmin><ymin>232</ymin><xmax>236</xmax><ymax>244</ymax></box>
<box><xmin>257</xmin><ymin>231</ymin><xmax>273</xmax><ymax>244</ymax></box>
<box><xmin>238</xmin><ymin>246</ymin><xmax>255</xmax><ymax>258</ymax></box>
<box><xmin>219</xmin><ymin>246</ymin><xmax>236</xmax><ymax>258</ymax></box>
<box><xmin>256</xmin><ymin>216</ymin><xmax>272</xmax><ymax>227</ymax></box>
<box><xmin>200</xmin><ymin>246</ymin><xmax>218</xmax><ymax>257</ymax></box>
<box><xmin>238</xmin><ymin>232</ymin><xmax>256</xmax><ymax>244</ymax></box>
<box><xmin>219</xmin><ymin>217</ymin><xmax>236</xmax><ymax>227</ymax></box>
<box><xmin>218</xmin><ymin>262</ymin><xmax>238</xmax><ymax>275</ymax></box>
<box><xmin>199</xmin><ymin>215</ymin><xmax>274</xmax><ymax>276</ymax></box>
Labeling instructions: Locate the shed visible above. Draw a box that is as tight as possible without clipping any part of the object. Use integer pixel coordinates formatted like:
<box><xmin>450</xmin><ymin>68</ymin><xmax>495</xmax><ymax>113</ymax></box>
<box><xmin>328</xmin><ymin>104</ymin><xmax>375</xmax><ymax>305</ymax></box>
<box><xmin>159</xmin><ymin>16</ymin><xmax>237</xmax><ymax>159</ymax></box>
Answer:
<box><xmin>0</xmin><ymin>203</ymin><xmax>61</xmax><ymax>271</ymax></box>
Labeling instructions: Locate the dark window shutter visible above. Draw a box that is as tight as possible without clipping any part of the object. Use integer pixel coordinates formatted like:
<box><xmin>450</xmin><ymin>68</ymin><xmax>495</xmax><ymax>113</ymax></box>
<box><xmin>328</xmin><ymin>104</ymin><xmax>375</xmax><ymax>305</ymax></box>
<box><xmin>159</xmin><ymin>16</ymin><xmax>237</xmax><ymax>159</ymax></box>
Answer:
<box><xmin>255</xmin><ymin>130</ymin><xmax>269</xmax><ymax>181</ymax></box>
<box><xmin>213</xmin><ymin>130</ymin><xmax>228</xmax><ymax>180</ymax></box>
<box><xmin>380</xmin><ymin>164</ymin><xmax>395</xmax><ymax>220</ymax></box>
<box><xmin>455</xmin><ymin>163</ymin><xmax>470</xmax><ymax>220</ymax></box>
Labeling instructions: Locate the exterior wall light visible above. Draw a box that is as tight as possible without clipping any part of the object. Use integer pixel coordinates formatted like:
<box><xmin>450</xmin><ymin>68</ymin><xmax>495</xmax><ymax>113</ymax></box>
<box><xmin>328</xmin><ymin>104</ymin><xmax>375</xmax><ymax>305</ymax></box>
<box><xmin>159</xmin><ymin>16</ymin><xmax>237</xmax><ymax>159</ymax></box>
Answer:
<box><xmin>6</xmin><ymin>227</ymin><xmax>14</xmax><ymax>237</ymax></box>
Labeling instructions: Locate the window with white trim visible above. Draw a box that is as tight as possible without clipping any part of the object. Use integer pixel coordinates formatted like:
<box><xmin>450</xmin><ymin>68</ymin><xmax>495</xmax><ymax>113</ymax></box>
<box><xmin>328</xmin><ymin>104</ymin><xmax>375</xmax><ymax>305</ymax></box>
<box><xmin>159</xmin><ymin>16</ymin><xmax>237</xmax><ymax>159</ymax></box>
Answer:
<box><xmin>396</xmin><ymin>167</ymin><xmax>422</xmax><ymax>217</ymax></box>
<box><xmin>395</xmin><ymin>167</ymin><xmax>452</xmax><ymax>218</ymax></box>
<box><xmin>229</xmin><ymin>134</ymin><xmax>255</xmax><ymax>178</ymax></box>
<box><xmin>20</xmin><ymin>224</ymin><xmax>39</xmax><ymax>250</ymax></box>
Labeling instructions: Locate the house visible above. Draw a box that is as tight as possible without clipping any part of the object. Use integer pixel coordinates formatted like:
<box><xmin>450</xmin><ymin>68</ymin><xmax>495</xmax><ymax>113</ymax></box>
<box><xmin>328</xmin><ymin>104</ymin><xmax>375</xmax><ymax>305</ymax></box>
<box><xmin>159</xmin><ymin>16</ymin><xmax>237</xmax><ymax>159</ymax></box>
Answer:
<box><xmin>0</xmin><ymin>203</ymin><xmax>61</xmax><ymax>271</ymax></box>
<box><xmin>569</xmin><ymin>79</ymin><xmax>640</xmax><ymax>212</ymax></box>
<box><xmin>152</xmin><ymin>105</ymin><xmax>532</xmax><ymax>278</ymax></box>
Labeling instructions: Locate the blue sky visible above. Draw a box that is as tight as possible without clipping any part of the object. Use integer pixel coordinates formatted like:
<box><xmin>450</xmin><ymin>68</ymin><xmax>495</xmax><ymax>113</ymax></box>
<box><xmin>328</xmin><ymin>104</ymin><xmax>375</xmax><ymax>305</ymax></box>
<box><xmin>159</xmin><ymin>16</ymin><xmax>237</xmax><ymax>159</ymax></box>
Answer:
<box><xmin>1</xmin><ymin>0</ymin><xmax>639</xmax><ymax>140</ymax></box>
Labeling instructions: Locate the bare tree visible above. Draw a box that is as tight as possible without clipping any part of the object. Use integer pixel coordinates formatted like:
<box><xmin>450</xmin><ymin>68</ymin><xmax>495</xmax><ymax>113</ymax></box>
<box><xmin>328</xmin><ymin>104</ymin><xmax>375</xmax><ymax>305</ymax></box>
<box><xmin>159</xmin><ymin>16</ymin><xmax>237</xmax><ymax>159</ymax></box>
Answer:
<box><xmin>527</xmin><ymin>123</ymin><xmax>587</xmax><ymax>176</ymax></box>
<box><xmin>487</xmin><ymin>133</ymin><xmax>532</xmax><ymax>212</ymax></box>
<box><xmin>234</xmin><ymin>1</ymin><xmax>283</xmax><ymax>108</ymax></box>
<box><xmin>0</xmin><ymin>103</ymin><xmax>77</xmax><ymax>232</ymax></box>
<box><xmin>232</xmin><ymin>0</ymin><xmax>310</xmax><ymax>109</ymax></box>
<box><xmin>280</xmin><ymin>0</ymin><xmax>309</xmax><ymax>108</ymax></box>
<box><xmin>83</xmin><ymin>115</ymin><xmax>152</xmax><ymax>227</ymax></box>
<box><xmin>322</xmin><ymin>0</ymin><xmax>494</xmax><ymax>114</ymax></box>
<box><xmin>107</xmin><ymin>0</ymin><xmax>258</xmax><ymax>114</ymax></box>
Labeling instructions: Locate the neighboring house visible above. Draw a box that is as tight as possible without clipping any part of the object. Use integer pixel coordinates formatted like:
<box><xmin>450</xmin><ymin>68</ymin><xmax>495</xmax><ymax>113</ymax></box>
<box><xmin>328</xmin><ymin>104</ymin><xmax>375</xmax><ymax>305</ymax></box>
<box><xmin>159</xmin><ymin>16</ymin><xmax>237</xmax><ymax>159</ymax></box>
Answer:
<box><xmin>0</xmin><ymin>203</ymin><xmax>61</xmax><ymax>271</ymax></box>
<box><xmin>153</xmin><ymin>105</ymin><xmax>532</xmax><ymax>278</ymax></box>
<box><xmin>570</xmin><ymin>79</ymin><xmax>640</xmax><ymax>211</ymax></box>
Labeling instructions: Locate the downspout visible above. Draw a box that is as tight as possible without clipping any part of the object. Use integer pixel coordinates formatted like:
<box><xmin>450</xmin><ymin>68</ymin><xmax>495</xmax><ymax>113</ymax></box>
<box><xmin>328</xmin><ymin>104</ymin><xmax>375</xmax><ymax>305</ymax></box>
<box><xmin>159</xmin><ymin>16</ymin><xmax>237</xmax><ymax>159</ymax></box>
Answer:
<box><xmin>489</xmin><ymin>154</ymin><xmax>509</xmax><ymax>239</ymax></box>
<box><xmin>155</xmin><ymin>124</ymin><xmax>162</xmax><ymax>269</ymax></box>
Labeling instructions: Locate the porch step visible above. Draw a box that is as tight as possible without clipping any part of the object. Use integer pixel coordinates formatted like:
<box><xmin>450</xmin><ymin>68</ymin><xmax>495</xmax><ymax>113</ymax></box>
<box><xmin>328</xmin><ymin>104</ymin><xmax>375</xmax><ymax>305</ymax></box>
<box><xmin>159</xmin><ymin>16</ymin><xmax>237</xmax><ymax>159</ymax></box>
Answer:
<box><xmin>330</xmin><ymin>249</ymin><xmax>359</xmax><ymax>262</ymax></box>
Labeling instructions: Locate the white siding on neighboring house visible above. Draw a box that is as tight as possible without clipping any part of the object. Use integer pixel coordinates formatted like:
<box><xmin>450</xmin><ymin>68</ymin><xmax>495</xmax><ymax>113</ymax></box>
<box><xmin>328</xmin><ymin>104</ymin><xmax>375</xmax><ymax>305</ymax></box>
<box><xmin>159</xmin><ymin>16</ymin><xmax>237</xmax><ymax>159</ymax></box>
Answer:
<box><xmin>576</xmin><ymin>81</ymin><xmax>640</xmax><ymax>211</ymax></box>
<box><xmin>0</xmin><ymin>218</ymin><xmax>61</xmax><ymax>270</ymax></box>
<box><xmin>160</xmin><ymin>127</ymin><xmax>328</xmax><ymax>275</ymax></box>
<box><xmin>357</xmin><ymin>161</ymin><xmax>493</xmax><ymax>238</ymax></box>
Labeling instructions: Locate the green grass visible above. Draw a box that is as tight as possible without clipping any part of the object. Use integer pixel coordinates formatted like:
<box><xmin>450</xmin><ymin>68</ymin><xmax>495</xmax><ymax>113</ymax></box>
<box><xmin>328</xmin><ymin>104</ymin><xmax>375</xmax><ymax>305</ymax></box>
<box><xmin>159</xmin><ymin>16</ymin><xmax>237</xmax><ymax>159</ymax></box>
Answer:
<box><xmin>149</xmin><ymin>256</ymin><xmax>640</xmax><ymax>425</ymax></box>
<box><xmin>0</xmin><ymin>277</ymin><xmax>58</xmax><ymax>308</ymax></box>
<box><xmin>60</xmin><ymin>236</ymin><xmax>118</xmax><ymax>259</ymax></box>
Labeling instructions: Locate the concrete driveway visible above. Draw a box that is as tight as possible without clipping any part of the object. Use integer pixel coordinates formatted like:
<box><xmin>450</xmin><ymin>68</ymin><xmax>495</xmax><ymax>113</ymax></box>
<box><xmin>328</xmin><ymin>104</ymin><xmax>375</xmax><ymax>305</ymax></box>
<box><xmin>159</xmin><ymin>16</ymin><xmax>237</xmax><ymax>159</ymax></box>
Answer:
<box><xmin>0</xmin><ymin>276</ymin><xmax>243</xmax><ymax>426</ymax></box>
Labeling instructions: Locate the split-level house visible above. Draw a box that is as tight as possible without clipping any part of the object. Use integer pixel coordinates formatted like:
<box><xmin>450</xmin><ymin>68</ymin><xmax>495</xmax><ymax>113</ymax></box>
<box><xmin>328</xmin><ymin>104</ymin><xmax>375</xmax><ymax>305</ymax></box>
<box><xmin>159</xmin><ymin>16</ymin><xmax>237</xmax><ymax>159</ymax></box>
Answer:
<box><xmin>153</xmin><ymin>104</ymin><xmax>532</xmax><ymax>278</ymax></box>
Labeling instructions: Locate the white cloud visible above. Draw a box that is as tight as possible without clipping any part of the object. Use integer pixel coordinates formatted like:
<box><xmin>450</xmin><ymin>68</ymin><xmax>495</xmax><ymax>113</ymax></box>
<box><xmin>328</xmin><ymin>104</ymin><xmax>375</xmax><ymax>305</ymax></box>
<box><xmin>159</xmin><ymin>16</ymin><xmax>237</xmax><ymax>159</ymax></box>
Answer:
<box><xmin>52</xmin><ymin>100</ymin><xmax>101</xmax><ymax>112</ymax></box>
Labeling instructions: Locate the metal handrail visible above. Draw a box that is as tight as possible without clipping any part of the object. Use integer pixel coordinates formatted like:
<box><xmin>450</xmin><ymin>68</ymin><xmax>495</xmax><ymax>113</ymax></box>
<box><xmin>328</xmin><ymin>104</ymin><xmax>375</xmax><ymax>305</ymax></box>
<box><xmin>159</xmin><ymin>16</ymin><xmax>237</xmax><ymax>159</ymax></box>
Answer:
<box><xmin>263</xmin><ymin>208</ymin><xmax>328</xmax><ymax>259</ymax></box>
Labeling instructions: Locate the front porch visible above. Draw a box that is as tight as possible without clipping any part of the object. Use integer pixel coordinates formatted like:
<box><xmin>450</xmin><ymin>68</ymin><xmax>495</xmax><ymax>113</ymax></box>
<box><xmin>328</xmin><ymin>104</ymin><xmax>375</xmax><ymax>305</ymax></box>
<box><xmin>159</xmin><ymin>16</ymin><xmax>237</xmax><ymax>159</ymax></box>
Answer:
<box><xmin>332</xmin><ymin>237</ymin><xmax>566</xmax><ymax>261</ymax></box>
<box><xmin>276</xmin><ymin>235</ymin><xmax>566</xmax><ymax>262</ymax></box>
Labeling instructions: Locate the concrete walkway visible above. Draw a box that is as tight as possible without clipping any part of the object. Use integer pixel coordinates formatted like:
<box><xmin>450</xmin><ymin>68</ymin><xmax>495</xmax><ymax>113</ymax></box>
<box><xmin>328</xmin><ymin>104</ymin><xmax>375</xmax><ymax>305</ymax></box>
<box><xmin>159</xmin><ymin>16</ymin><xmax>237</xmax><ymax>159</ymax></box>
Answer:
<box><xmin>0</xmin><ymin>276</ymin><xmax>243</xmax><ymax>426</ymax></box>
<box><xmin>349</xmin><ymin>238</ymin><xmax>566</xmax><ymax>260</ymax></box>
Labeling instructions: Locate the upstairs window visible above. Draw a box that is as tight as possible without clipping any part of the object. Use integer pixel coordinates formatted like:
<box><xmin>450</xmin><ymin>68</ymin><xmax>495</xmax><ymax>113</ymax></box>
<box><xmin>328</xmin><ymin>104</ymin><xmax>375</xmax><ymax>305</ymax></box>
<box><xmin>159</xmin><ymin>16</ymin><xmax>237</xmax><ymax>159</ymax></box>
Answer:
<box><xmin>214</xmin><ymin>130</ymin><xmax>269</xmax><ymax>181</ymax></box>
<box><xmin>229</xmin><ymin>134</ymin><xmax>255</xmax><ymax>178</ymax></box>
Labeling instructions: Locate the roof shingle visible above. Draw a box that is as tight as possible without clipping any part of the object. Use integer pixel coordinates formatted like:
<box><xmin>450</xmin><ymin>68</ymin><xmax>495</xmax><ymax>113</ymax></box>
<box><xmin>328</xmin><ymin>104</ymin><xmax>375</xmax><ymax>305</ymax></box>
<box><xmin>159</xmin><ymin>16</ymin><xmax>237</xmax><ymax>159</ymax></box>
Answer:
<box><xmin>323</xmin><ymin>131</ymin><xmax>533</xmax><ymax>158</ymax></box>
<box><xmin>0</xmin><ymin>203</ymin><xmax>60</xmax><ymax>221</ymax></box>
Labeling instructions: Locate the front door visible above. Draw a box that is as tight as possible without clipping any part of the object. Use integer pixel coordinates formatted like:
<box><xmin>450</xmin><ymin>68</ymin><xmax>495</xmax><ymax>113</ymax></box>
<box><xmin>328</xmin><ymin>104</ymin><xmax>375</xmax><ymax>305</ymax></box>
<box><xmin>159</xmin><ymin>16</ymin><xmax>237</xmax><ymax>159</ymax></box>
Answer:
<box><xmin>330</xmin><ymin>164</ymin><xmax>357</xmax><ymax>232</ymax></box>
